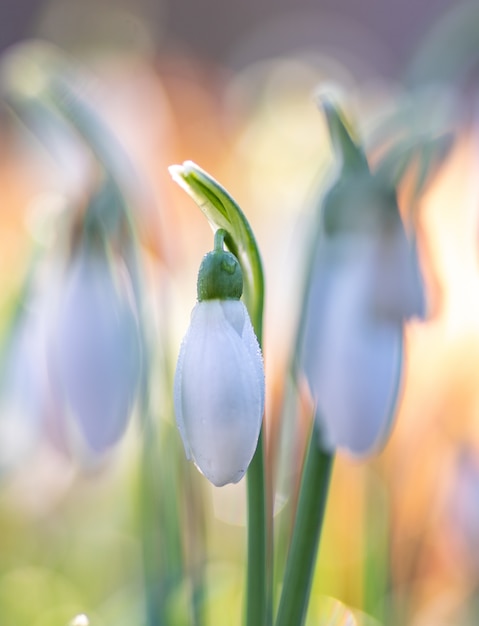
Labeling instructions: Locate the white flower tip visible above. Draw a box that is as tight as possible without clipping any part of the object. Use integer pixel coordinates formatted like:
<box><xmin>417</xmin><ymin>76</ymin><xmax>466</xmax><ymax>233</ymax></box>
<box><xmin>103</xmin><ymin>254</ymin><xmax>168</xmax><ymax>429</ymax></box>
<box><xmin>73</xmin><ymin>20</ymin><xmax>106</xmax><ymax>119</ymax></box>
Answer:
<box><xmin>168</xmin><ymin>165</ymin><xmax>193</xmax><ymax>199</ymax></box>
<box><xmin>313</xmin><ymin>84</ymin><xmax>344</xmax><ymax>111</ymax></box>
<box><xmin>182</xmin><ymin>159</ymin><xmax>198</xmax><ymax>172</ymax></box>
<box><xmin>168</xmin><ymin>163</ymin><xmax>186</xmax><ymax>182</ymax></box>
<box><xmin>168</xmin><ymin>162</ymin><xmax>203</xmax><ymax>196</ymax></box>
<box><xmin>168</xmin><ymin>160</ymin><xmax>199</xmax><ymax>178</ymax></box>
<box><xmin>210</xmin><ymin>468</ymin><xmax>245</xmax><ymax>488</ymax></box>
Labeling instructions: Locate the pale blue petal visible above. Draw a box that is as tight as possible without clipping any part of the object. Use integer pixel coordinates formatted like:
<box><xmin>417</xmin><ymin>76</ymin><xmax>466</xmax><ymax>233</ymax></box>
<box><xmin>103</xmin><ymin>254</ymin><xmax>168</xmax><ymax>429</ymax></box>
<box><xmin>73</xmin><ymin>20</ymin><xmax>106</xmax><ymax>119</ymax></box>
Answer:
<box><xmin>174</xmin><ymin>300</ymin><xmax>264</xmax><ymax>486</ymax></box>
<box><xmin>371</xmin><ymin>226</ymin><xmax>426</xmax><ymax>322</ymax></box>
<box><xmin>0</xmin><ymin>306</ymin><xmax>47</xmax><ymax>472</ymax></box>
<box><xmin>302</xmin><ymin>237</ymin><xmax>403</xmax><ymax>455</ymax></box>
<box><xmin>50</xmin><ymin>252</ymin><xmax>141</xmax><ymax>452</ymax></box>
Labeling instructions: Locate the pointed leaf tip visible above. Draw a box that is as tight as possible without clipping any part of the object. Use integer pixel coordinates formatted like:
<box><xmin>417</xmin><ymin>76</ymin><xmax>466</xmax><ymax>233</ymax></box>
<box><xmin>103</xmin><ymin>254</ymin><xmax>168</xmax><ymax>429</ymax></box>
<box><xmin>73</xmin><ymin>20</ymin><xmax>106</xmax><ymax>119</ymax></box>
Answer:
<box><xmin>167</xmin><ymin>163</ymin><xmax>183</xmax><ymax>177</ymax></box>
<box><xmin>168</xmin><ymin>163</ymin><xmax>188</xmax><ymax>189</ymax></box>
<box><xmin>317</xmin><ymin>96</ymin><xmax>369</xmax><ymax>173</ymax></box>
<box><xmin>167</xmin><ymin>160</ymin><xmax>264</xmax><ymax>340</ymax></box>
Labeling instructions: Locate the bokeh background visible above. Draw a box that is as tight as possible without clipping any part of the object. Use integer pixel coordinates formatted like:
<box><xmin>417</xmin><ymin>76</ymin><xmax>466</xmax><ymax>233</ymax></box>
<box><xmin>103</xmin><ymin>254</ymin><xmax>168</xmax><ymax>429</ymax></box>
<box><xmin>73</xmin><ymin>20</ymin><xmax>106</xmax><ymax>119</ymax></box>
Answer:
<box><xmin>0</xmin><ymin>0</ymin><xmax>478</xmax><ymax>625</ymax></box>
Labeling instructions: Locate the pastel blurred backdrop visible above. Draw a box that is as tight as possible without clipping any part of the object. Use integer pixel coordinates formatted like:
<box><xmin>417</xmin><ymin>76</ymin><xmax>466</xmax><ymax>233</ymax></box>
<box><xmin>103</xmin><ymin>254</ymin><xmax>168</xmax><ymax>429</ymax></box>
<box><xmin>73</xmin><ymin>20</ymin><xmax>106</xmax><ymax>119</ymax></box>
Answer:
<box><xmin>0</xmin><ymin>1</ymin><xmax>477</xmax><ymax>625</ymax></box>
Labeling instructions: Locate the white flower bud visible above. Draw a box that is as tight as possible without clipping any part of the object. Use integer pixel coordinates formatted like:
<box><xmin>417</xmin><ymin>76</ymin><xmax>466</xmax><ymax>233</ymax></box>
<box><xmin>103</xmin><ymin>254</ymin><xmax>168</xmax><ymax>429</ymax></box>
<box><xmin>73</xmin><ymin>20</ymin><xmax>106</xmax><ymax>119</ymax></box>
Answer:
<box><xmin>174</xmin><ymin>299</ymin><xmax>265</xmax><ymax>486</ymax></box>
<box><xmin>49</xmin><ymin>248</ymin><xmax>141</xmax><ymax>453</ymax></box>
<box><xmin>301</xmin><ymin>229</ymin><xmax>423</xmax><ymax>456</ymax></box>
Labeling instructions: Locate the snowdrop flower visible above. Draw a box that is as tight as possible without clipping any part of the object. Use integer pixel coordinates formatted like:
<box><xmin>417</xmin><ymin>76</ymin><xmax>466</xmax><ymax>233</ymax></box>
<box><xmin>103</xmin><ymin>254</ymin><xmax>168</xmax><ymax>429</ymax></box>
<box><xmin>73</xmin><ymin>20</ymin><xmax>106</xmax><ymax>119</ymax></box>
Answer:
<box><xmin>49</xmin><ymin>241</ymin><xmax>141</xmax><ymax>453</ymax></box>
<box><xmin>301</xmin><ymin>175</ymin><xmax>425</xmax><ymax>456</ymax></box>
<box><xmin>0</xmin><ymin>300</ymin><xmax>48</xmax><ymax>473</ymax></box>
<box><xmin>174</xmin><ymin>230</ymin><xmax>265</xmax><ymax>486</ymax></box>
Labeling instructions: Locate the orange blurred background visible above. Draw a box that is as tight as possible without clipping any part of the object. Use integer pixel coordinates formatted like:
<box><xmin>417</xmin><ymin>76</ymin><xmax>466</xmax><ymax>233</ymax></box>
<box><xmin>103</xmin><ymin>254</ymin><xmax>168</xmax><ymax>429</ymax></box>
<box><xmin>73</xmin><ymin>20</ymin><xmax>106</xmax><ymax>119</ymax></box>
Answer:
<box><xmin>0</xmin><ymin>2</ymin><xmax>479</xmax><ymax>625</ymax></box>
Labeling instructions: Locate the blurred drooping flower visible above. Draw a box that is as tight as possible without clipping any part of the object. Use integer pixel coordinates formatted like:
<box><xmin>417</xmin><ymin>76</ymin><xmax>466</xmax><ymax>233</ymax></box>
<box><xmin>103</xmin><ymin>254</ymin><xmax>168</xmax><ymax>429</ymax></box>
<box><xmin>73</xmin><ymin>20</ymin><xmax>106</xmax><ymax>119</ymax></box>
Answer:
<box><xmin>300</xmin><ymin>102</ymin><xmax>425</xmax><ymax>456</ymax></box>
<box><xmin>49</xmin><ymin>241</ymin><xmax>141</xmax><ymax>453</ymax></box>
<box><xmin>174</xmin><ymin>230</ymin><xmax>265</xmax><ymax>486</ymax></box>
<box><xmin>0</xmin><ymin>299</ymin><xmax>48</xmax><ymax>473</ymax></box>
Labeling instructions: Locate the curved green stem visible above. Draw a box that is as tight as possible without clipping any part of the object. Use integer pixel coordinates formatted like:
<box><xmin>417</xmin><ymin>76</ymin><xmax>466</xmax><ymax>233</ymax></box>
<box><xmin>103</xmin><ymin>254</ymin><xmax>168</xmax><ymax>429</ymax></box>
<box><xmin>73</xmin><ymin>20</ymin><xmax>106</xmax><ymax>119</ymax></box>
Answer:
<box><xmin>246</xmin><ymin>428</ymin><xmax>268</xmax><ymax>626</ymax></box>
<box><xmin>275</xmin><ymin>420</ymin><xmax>333</xmax><ymax>626</ymax></box>
<box><xmin>246</xmin><ymin>271</ymin><xmax>268</xmax><ymax>626</ymax></box>
<box><xmin>168</xmin><ymin>161</ymin><xmax>270</xmax><ymax>626</ymax></box>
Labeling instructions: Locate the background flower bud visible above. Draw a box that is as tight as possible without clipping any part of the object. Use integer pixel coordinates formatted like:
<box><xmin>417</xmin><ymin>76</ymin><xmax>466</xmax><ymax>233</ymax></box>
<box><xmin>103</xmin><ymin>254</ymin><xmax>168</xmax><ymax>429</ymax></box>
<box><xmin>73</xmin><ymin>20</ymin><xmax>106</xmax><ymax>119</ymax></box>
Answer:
<box><xmin>301</xmin><ymin>236</ymin><xmax>404</xmax><ymax>455</ymax></box>
<box><xmin>0</xmin><ymin>303</ymin><xmax>48</xmax><ymax>473</ymax></box>
<box><xmin>49</xmin><ymin>246</ymin><xmax>141</xmax><ymax>453</ymax></box>
<box><xmin>300</xmin><ymin>170</ymin><xmax>426</xmax><ymax>455</ymax></box>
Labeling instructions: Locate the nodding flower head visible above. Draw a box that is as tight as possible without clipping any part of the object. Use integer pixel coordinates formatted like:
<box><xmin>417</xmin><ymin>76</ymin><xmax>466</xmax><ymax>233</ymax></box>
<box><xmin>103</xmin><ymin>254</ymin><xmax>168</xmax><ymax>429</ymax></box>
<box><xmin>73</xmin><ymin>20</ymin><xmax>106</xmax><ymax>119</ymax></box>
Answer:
<box><xmin>301</xmin><ymin>170</ymin><xmax>425</xmax><ymax>457</ymax></box>
<box><xmin>49</xmin><ymin>241</ymin><xmax>141</xmax><ymax>454</ymax></box>
<box><xmin>174</xmin><ymin>230</ymin><xmax>265</xmax><ymax>486</ymax></box>
<box><xmin>0</xmin><ymin>299</ymin><xmax>48</xmax><ymax>473</ymax></box>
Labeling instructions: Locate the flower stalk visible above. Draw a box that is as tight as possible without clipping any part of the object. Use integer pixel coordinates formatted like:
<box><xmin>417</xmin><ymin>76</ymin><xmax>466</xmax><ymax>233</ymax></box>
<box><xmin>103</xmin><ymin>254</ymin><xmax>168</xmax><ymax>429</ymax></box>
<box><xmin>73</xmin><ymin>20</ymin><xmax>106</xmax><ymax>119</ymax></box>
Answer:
<box><xmin>274</xmin><ymin>420</ymin><xmax>333</xmax><ymax>626</ymax></box>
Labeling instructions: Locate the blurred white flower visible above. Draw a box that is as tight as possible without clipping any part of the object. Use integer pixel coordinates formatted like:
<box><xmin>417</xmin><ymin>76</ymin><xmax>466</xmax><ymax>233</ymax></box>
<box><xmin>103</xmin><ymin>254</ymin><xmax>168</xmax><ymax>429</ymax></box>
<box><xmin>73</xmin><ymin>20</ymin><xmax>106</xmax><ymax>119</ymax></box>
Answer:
<box><xmin>301</xmin><ymin>214</ymin><xmax>424</xmax><ymax>456</ymax></box>
<box><xmin>0</xmin><ymin>302</ymin><xmax>48</xmax><ymax>473</ymax></box>
<box><xmin>49</xmin><ymin>246</ymin><xmax>141</xmax><ymax>453</ymax></box>
<box><xmin>174</xmin><ymin>299</ymin><xmax>264</xmax><ymax>487</ymax></box>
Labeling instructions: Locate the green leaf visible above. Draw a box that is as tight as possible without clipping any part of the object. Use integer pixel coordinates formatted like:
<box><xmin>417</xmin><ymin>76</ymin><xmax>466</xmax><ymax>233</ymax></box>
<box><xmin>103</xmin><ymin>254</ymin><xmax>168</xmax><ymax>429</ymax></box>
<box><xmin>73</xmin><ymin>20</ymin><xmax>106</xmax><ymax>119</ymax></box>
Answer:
<box><xmin>49</xmin><ymin>75</ymin><xmax>137</xmax><ymax>192</ymax></box>
<box><xmin>169</xmin><ymin>161</ymin><xmax>265</xmax><ymax>340</ymax></box>
<box><xmin>274</xmin><ymin>421</ymin><xmax>333</xmax><ymax>626</ymax></box>
<box><xmin>318</xmin><ymin>97</ymin><xmax>369</xmax><ymax>174</ymax></box>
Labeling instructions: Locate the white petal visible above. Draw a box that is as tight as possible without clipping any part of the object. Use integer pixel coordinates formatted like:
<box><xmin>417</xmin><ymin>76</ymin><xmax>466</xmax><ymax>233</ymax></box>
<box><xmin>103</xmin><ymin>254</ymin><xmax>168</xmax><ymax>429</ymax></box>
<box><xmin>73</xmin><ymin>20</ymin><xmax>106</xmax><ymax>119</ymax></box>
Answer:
<box><xmin>220</xmin><ymin>300</ymin><xmax>265</xmax><ymax>418</ymax></box>
<box><xmin>174</xmin><ymin>300</ymin><xmax>264</xmax><ymax>486</ymax></box>
<box><xmin>302</xmin><ymin>237</ymin><xmax>402</xmax><ymax>455</ymax></box>
<box><xmin>371</xmin><ymin>226</ymin><xmax>426</xmax><ymax>321</ymax></box>
<box><xmin>0</xmin><ymin>306</ymin><xmax>47</xmax><ymax>472</ymax></box>
<box><xmin>50</xmin><ymin>252</ymin><xmax>141</xmax><ymax>452</ymax></box>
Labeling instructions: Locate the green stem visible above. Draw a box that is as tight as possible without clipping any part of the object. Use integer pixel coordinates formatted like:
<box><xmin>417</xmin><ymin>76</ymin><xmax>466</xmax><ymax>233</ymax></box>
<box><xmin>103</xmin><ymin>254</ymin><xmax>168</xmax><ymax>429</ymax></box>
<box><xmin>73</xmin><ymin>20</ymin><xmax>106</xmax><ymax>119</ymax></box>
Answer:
<box><xmin>363</xmin><ymin>469</ymin><xmax>388</xmax><ymax>623</ymax></box>
<box><xmin>139</xmin><ymin>418</ymin><xmax>169</xmax><ymax>626</ymax></box>
<box><xmin>214</xmin><ymin>228</ymin><xmax>227</xmax><ymax>251</ymax></box>
<box><xmin>246</xmin><ymin>428</ymin><xmax>268</xmax><ymax>626</ymax></box>
<box><xmin>246</xmin><ymin>298</ymin><xmax>271</xmax><ymax>626</ymax></box>
<box><xmin>274</xmin><ymin>420</ymin><xmax>334</xmax><ymax>626</ymax></box>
